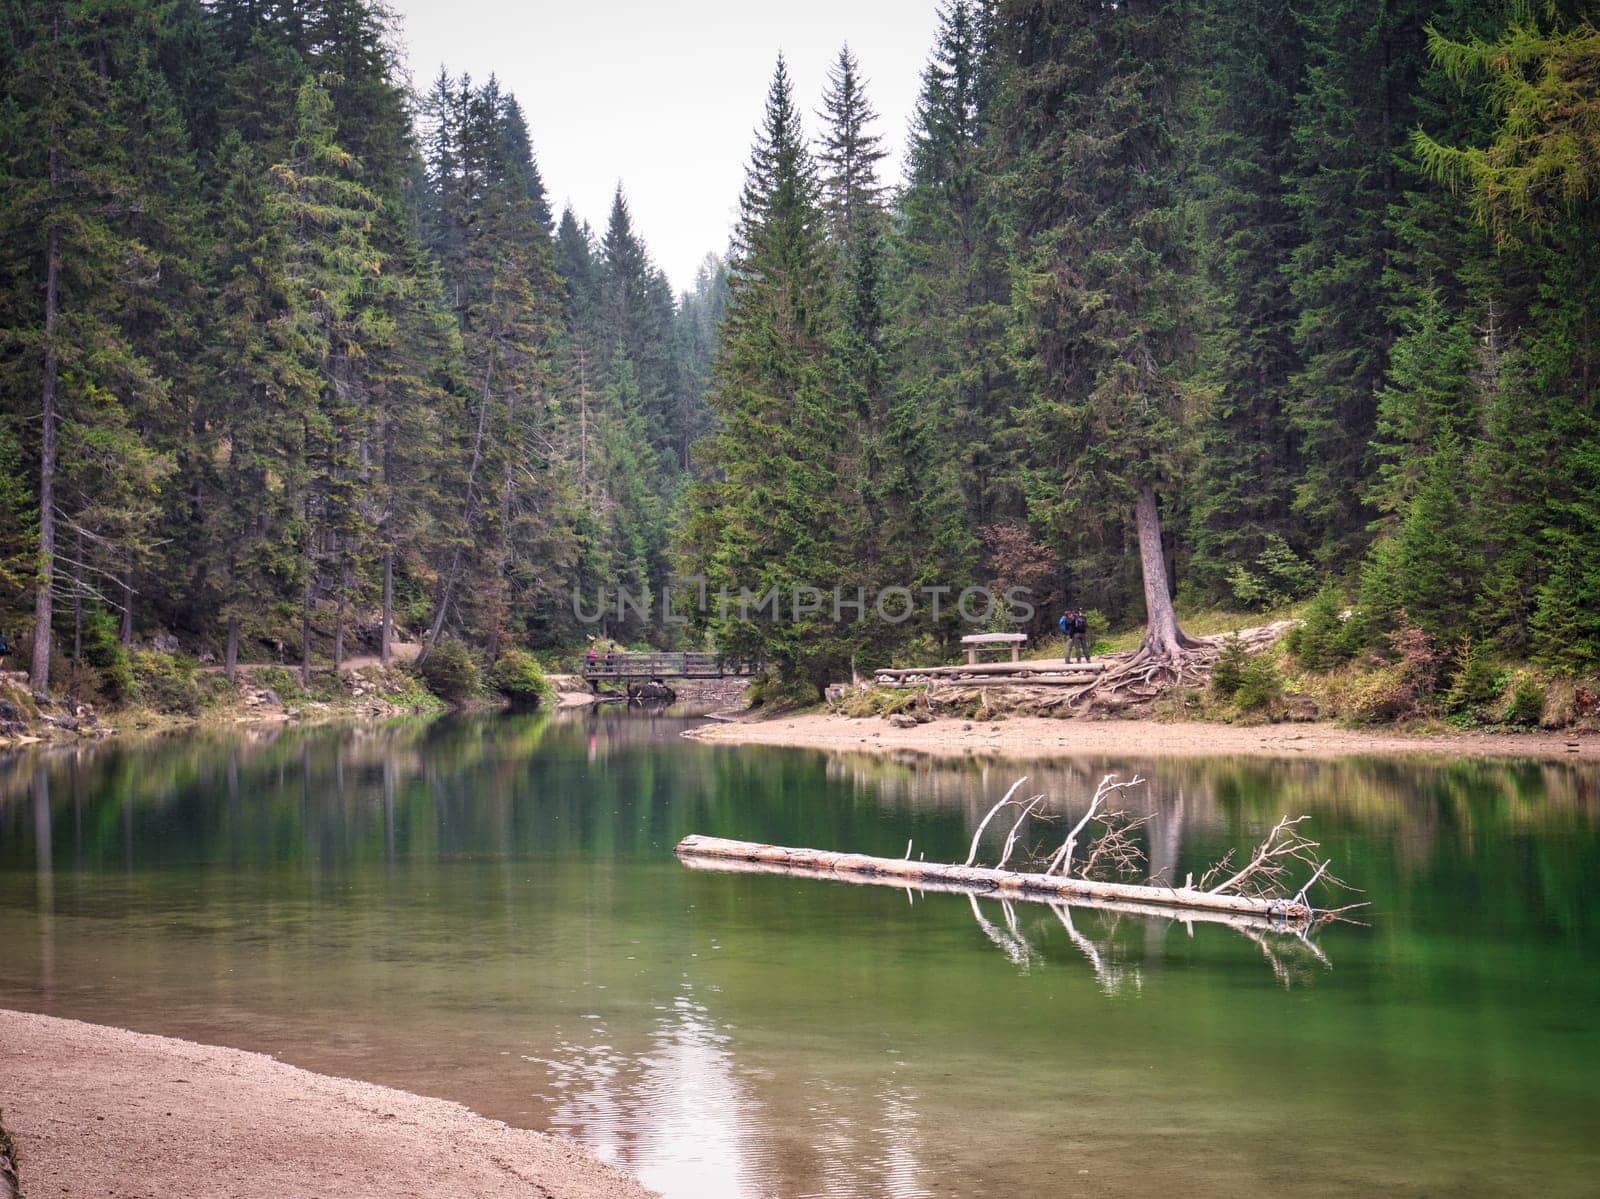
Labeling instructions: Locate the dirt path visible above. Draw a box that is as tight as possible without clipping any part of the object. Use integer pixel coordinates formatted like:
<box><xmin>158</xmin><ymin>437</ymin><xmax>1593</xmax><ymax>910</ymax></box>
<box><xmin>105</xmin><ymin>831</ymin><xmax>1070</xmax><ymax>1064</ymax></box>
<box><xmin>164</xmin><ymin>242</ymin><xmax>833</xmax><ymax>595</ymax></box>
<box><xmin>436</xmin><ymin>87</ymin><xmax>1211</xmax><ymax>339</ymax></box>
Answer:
<box><xmin>0</xmin><ymin>1009</ymin><xmax>656</xmax><ymax>1199</ymax></box>
<box><xmin>685</xmin><ymin>712</ymin><xmax>1598</xmax><ymax>762</ymax></box>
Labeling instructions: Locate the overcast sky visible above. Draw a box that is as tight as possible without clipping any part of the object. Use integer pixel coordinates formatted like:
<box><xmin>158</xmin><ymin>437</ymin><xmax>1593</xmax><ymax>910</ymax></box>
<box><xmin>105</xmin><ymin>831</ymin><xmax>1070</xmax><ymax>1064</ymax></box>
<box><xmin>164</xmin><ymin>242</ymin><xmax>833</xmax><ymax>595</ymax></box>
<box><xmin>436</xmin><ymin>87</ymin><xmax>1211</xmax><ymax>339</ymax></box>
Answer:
<box><xmin>387</xmin><ymin>0</ymin><xmax>943</xmax><ymax>294</ymax></box>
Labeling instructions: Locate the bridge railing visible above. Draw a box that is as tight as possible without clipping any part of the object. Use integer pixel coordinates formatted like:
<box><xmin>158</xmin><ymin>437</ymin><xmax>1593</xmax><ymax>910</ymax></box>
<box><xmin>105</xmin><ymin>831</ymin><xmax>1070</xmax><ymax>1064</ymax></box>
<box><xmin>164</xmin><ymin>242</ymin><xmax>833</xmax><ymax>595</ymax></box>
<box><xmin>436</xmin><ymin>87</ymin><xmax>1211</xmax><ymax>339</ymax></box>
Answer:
<box><xmin>581</xmin><ymin>651</ymin><xmax>759</xmax><ymax>678</ymax></box>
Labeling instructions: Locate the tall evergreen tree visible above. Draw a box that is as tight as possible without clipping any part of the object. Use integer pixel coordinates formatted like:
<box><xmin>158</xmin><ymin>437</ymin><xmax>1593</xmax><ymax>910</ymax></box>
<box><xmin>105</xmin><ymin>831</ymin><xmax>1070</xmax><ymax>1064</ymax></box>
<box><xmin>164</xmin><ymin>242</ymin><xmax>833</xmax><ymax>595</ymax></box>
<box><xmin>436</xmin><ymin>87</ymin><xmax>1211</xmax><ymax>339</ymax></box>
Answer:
<box><xmin>684</xmin><ymin>57</ymin><xmax>850</xmax><ymax>697</ymax></box>
<box><xmin>816</xmin><ymin>44</ymin><xmax>888</xmax><ymax>252</ymax></box>
<box><xmin>893</xmin><ymin>0</ymin><xmax>1012</xmax><ymax>537</ymax></box>
<box><xmin>0</xmin><ymin>0</ymin><xmax>190</xmax><ymax>690</ymax></box>
<box><xmin>1003</xmin><ymin>0</ymin><xmax>1202</xmax><ymax>662</ymax></box>
<box><xmin>1284</xmin><ymin>0</ymin><xmax>1433</xmax><ymax>567</ymax></box>
<box><xmin>1185</xmin><ymin>0</ymin><xmax>1309</xmax><ymax>605</ymax></box>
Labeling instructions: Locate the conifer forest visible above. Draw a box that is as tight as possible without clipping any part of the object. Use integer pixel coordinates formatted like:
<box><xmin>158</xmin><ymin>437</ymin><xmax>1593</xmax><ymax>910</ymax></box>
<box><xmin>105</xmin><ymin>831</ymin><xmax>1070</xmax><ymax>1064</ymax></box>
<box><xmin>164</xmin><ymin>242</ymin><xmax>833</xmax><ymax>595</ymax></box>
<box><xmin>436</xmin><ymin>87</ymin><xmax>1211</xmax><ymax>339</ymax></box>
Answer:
<box><xmin>3</xmin><ymin>0</ymin><xmax>1600</xmax><ymax>706</ymax></box>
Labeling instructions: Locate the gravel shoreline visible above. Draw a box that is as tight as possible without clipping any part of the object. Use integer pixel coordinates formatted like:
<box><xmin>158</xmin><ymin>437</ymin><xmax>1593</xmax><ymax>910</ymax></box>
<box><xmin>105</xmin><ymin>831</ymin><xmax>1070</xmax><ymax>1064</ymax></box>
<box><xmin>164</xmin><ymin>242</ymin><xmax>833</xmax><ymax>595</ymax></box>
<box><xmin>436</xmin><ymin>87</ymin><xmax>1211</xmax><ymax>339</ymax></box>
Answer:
<box><xmin>0</xmin><ymin>1009</ymin><xmax>656</xmax><ymax>1199</ymax></box>
<box><xmin>685</xmin><ymin>712</ymin><xmax>1597</xmax><ymax>762</ymax></box>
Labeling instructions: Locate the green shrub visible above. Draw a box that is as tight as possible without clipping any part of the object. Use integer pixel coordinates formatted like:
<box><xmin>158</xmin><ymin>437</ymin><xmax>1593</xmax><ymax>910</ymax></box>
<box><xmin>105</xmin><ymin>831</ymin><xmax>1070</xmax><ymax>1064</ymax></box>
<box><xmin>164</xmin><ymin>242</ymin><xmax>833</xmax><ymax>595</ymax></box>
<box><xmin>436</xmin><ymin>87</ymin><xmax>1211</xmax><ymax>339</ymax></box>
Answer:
<box><xmin>1505</xmin><ymin>673</ymin><xmax>1545</xmax><ymax>726</ymax></box>
<box><xmin>1286</xmin><ymin>586</ymin><xmax>1359</xmax><ymax>671</ymax></box>
<box><xmin>1210</xmin><ymin>632</ymin><xmax>1248</xmax><ymax>700</ymax></box>
<box><xmin>1341</xmin><ymin>664</ymin><xmax>1417</xmax><ymax>725</ymax></box>
<box><xmin>490</xmin><ymin>648</ymin><xmax>547</xmax><ymax>708</ymax></box>
<box><xmin>253</xmin><ymin>665</ymin><xmax>305</xmax><ymax>702</ymax></box>
<box><xmin>418</xmin><ymin>639</ymin><xmax>481</xmax><ymax>703</ymax></box>
<box><xmin>75</xmin><ymin>606</ymin><xmax>133</xmax><ymax>702</ymax></box>
<box><xmin>1228</xmin><ymin>534</ymin><xmax>1316</xmax><ymax>611</ymax></box>
<box><xmin>1234</xmin><ymin>655</ymin><xmax>1283</xmax><ymax>713</ymax></box>
<box><xmin>130</xmin><ymin>651</ymin><xmax>204</xmax><ymax>714</ymax></box>
<box><xmin>1444</xmin><ymin>639</ymin><xmax>1503</xmax><ymax>717</ymax></box>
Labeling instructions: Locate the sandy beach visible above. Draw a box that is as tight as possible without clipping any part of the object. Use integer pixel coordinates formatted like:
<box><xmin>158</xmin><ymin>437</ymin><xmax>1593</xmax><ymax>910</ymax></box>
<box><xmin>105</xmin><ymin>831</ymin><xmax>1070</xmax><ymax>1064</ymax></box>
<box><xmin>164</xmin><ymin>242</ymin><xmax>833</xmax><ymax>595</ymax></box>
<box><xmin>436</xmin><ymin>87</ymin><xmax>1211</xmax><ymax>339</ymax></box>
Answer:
<box><xmin>685</xmin><ymin>711</ymin><xmax>1598</xmax><ymax>762</ymax></box>
<box><xmin>0</xmin><ymin>1008</ymin><xmax>655</xmax><ymax>1199</ymax></box>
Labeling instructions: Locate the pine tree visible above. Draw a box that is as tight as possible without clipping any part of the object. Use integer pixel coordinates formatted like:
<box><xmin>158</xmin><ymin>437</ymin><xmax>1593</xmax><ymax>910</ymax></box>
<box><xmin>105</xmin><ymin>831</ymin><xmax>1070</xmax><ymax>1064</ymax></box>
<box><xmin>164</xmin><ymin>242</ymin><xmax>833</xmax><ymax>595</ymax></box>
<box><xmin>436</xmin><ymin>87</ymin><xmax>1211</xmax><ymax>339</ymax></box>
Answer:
<box><xmin>683</xmin><ymin>57</ymin><xmax>850</xmax><ymax>697</ymax></box>
<box><xmin>200</xmin><ymin>132</ymin><xmax>317</xmax><ymax>679</ymax></box>
<box><xmin>893</xmin><ymin>0</ymin><xmax>1012</xmax><ymax>534</ymax></box>
<box><xmin>1284</xmin><ymin>0</ymin><xmax>1433</xmax><ymax>568</ymax></box>
<box><xmin>598</xmin><ymin>186</ymin><xmax>679</xmax><ymax>468</ymax></box>
<box><xmin>815</xmin><ymin>44</ymin><xmax>887</xmax><ymax>253</ymax></box>
<box><xmin>270</xmin><ymin>76</ymin><xmax>382</xmax><ymax>679</ymax></box>
<box><xmin>421</xmin><ymin>73</ymin><xmax>566</xmax><ymax>660</ymax></box>
<box><xmin>1185</xmin><ymin>0</ymin><xmax>1309</xmax><ymax>603</ymax></box>
<box><xmin>1361</xmin><ymin>430</ymin><xmax>1480</xmax><ymax>643</ymax></box>
<box><xmin>0</xmin><ymin>0</ymin><xmax>188</xmax><ymax>691</ymax></box>
<box><xmin>1003</xmin><ymin>0</ymin><xmax>1202</xmax><ymax>664</ymax></box>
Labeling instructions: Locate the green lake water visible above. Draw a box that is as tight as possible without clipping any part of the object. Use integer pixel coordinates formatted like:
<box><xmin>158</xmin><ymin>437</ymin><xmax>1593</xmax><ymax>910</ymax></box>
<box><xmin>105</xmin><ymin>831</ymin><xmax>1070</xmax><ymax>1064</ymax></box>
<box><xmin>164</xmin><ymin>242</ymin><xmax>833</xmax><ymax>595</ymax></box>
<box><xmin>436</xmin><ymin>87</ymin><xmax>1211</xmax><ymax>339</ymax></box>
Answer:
<box><xmin>1</xmin><ymin>711</ymin><xmax>1596</xmax><ymax>1197</ymax></box>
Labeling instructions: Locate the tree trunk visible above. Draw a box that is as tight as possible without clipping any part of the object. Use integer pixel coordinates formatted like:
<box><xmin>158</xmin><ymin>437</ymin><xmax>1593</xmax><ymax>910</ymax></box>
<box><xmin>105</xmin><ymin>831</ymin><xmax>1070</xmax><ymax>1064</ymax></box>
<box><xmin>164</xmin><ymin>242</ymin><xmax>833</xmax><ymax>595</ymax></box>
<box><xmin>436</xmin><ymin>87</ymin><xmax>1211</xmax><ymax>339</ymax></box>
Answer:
<box><xmin>422</xmin><ymin>358</ymin><xmax>493</xmax><ymax>663</ymax></box>
<box><xmin>225</xmin><ymin>614</ymin><xmax>239</xmax><ymax>685</ymax></box>
<box><xmin>380</xmin><ymin>547</ymin><xmax>393</xmax><ymax>663</ymax></box>
<box><xmin>120</xmin><ymin>569</ymin><xmax>133</xmax><ymax>644</ymax></box>
<box><xmin>379</xmin><ymin>405</ymin><xmax>394</xmax><ymax>664</ymax></box>
<box><xmin>333</xmin><ymin>555</ymin><xmax>346</xmax><ymax>672</ymax></box>
<box><xmin>301</xmin><ymin>582</ymin><xmax>313</xmax><ymax>687</ymax></box>
<box><xmin>72</xmin><ymin>528</ymin><xmax>83</xmax><ymax>661</ymax></box>
<box><xmin>1133</xmin><ymin>485</ymin><xmax>1199</xmax><ymax>659</ymax></box>
<box><xmin>30</xmin><ymin>184</ymin><xmax>60</xmax><ymax>696</ymax></box>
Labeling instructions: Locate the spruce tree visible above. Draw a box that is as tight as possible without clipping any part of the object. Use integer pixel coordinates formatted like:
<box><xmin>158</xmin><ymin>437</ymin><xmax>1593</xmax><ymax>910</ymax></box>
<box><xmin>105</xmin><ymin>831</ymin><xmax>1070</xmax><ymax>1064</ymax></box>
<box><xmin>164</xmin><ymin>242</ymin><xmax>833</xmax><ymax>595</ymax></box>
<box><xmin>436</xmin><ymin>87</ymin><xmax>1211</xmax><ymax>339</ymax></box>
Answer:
<box><xmin>1002</xmin><ymin>0</ymin><xmax>1202</xmax><ymax>663</ymax></box>
<box><xmin>270</xmin><ymin>76</ymin><xmax>382</xmax><ymax>679</ymax></box>
<box><xmin>893</xmin><ymin>0</ymin><xmax>1012</xmax><ymax>534</ymax></box>
<box><xmin>1284</xmin><ymin>0</ymin><xmax>1433</xmax><ymax>567</ymax></box>
<box><xmin>815</xmin><ymin>44</ymin><xmax>888</xmax><ymax>253</ymax></box>
<box><xmin>0</xmin><ymin>0</ymin><xmax>188</xmax><ymax>690</ymax></box>
<box><xmin>683</xmin><ymin>57</ymin><xmax>850</xmax><ymax>697</ymax></box>
<box><xmin>1185</xmin><ymin>0</ymin><xmax>1309</xmax><ymax>604</ymax></box>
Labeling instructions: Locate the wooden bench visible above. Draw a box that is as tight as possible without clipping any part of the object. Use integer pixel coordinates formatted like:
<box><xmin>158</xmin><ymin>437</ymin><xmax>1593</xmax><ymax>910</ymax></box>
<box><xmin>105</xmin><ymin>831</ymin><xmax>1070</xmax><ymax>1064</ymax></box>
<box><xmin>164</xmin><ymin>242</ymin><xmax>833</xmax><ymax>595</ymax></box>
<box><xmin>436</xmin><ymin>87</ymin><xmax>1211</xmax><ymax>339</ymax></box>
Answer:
<box><xmin>959</xmin><ymin>632</ymin><xmax>1027</xmax><ymax>665</ymax></box>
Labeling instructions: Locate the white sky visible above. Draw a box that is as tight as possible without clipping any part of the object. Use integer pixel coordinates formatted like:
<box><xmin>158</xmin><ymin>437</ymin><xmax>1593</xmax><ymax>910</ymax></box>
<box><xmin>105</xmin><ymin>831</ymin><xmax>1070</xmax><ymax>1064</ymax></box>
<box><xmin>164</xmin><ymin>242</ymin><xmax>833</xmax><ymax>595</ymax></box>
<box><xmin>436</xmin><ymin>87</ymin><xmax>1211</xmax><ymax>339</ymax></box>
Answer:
<box><xmin>387</xmin><ymin>0</ymin><xmax>943</xmax><ymax>294</ymax></box>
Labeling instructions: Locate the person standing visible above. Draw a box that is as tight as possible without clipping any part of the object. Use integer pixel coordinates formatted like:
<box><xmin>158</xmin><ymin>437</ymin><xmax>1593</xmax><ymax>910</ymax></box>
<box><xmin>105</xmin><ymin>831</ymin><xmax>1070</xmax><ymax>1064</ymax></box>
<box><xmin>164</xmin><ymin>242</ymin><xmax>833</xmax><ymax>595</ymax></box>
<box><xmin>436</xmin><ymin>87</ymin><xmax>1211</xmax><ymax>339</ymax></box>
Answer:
<box><xmin>1070</xmin><ymin>609</ymin><xmax>1091</xmax><ymax>662</ymax></box>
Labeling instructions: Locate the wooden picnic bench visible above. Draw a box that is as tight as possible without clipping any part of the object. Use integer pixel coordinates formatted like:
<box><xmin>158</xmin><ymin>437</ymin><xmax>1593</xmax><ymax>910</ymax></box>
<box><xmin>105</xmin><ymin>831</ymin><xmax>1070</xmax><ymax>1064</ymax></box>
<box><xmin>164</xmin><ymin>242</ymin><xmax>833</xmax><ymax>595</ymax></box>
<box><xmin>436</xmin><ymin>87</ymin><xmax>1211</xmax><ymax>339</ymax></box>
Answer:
<box><xmin>959</xmin><ymin>632</ymin><xmax>1027</xmax><ymax>665</ymax></box>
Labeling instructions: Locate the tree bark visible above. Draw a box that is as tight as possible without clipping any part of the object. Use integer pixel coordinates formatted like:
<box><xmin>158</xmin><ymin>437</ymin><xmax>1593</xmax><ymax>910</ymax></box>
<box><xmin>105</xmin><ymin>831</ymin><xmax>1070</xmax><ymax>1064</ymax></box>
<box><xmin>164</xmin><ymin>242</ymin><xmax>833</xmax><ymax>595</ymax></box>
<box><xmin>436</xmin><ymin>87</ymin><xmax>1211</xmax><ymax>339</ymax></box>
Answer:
<box><xmin>380</xmin><ymin>546</ymin><xmax>393</xmax><ymax>663</ymax></box>
<box><xmin>225</xmin><ymin>614</ymin><xmax>239</xmax><ymax>685</ymax></box>
<box><xmin>71</xmin><ymin>528</ymin><xmax>83</xmax><ymax>661</ymax></box>
<box><xmin>422</xmin><ymin>358</ymin><xmax>493</xmax><ymax>662</ymax></box>
<box><xmin>333</xmin><ymin>552</ymin><xmax>346</xmax><ymax>672</ymax></box>
<box><xmin>301</xmin><ymin>579</ymin><xmax>313</xmax><ymax>687</ymax></box>
<box><xmin>1133</xmin><ymin>484</ymin><xmax>1199</xmax><ymax>659</ymax></box>
<box><xmin>30</xmin><ymin>164</ymin><xmax>61</xmax><ymax>696</ymax></box>
<box><xmin>120</xmin><ymin>569</ymin><xmax>133</xmax><ymax>644</ymax></box>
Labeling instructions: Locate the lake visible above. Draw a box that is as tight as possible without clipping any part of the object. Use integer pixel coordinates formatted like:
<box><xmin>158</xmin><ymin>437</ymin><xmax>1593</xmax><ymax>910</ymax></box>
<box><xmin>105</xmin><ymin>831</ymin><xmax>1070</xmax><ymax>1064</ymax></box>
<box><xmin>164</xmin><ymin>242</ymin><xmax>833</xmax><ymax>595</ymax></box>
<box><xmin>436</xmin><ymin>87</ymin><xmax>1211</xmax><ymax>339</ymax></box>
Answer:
<box><xmin>1</xmin><ymin>711</ymin><xmax>1596</xmax><ymax>1197</ymax></box>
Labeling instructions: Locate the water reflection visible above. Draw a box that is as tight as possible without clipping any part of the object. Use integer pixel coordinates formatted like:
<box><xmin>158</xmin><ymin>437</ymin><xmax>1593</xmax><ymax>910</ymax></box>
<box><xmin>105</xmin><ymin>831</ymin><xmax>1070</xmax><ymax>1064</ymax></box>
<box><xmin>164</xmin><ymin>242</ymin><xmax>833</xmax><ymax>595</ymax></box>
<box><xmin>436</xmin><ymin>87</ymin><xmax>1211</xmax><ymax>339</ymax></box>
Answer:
<box><xmin>1</xmin><ymin>715</ymin><xmax>1597</xmax><ymax>1198</ymax></box>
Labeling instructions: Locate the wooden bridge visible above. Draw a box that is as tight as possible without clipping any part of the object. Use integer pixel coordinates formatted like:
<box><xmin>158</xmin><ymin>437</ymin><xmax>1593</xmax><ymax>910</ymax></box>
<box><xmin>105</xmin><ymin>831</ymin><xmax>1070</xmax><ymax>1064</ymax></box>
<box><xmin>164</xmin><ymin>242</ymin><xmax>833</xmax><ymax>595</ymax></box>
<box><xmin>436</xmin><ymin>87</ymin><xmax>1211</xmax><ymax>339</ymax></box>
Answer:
<box><xmin>581</xmin><ymin>652</ymin><xmax>760</xmax><ymax>683</ymax></box>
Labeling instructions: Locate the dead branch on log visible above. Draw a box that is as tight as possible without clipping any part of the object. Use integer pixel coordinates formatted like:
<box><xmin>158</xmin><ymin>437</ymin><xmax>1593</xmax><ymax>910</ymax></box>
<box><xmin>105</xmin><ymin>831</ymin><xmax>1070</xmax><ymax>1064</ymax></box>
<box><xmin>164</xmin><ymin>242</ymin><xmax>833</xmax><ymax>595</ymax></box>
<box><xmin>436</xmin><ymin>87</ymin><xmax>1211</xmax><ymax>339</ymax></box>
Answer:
<box><xmin>1207</xmin><ymin>815</ymin><xmax>1342</xmax><ymax>899</ymax></box>
<box><xmin>964</xmin><ymin>776</ymin><xmax>1030</xmax><ymax>866</ymax></box>
<box><xmin>1042</xmin><ymin>773</ymin><xmax>1146</xmax><ymax>877</ymax></box>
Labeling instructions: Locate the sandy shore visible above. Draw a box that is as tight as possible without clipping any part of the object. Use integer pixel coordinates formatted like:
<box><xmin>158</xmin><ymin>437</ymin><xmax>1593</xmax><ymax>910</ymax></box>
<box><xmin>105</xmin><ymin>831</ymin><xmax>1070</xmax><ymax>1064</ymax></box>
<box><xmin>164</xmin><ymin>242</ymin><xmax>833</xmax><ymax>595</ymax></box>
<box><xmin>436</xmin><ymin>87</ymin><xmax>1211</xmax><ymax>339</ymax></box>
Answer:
<box><xmin>0</xmin><ymin>1008</ymin><xmax>655</xmax><ymax>1199</ymax></box>
<box><xmin>685</xmin><ymin>712</ymin><xmax>1598</xmax><ymax>762</ymax></box>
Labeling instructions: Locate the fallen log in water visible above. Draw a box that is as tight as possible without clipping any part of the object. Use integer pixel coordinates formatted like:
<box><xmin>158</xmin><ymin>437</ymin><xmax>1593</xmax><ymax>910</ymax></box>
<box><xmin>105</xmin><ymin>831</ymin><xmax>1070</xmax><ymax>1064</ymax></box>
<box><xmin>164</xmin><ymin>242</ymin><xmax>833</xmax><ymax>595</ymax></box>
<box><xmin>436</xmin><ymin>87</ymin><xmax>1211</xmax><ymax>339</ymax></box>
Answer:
<box><xmin>675</xmin><ymin>834</ymin><xmax>1318</xmax><ymax>923</ymax></box>
<box><xmin>676</xmin><ymin>846</ymin><xmax>1317</xmax><ymax>933</ymax></box>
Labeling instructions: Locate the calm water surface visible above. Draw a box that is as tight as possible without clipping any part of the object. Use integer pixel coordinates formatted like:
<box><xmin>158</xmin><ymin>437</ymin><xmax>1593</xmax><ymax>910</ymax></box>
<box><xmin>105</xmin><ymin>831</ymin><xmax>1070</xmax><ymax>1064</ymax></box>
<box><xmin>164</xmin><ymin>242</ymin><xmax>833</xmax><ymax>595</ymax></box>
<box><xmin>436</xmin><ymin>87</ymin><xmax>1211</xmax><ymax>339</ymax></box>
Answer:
<box><xmin>1</xmin><ymin>711</ymin><xmax>1596</xmax><ymax>1197</ymax></box>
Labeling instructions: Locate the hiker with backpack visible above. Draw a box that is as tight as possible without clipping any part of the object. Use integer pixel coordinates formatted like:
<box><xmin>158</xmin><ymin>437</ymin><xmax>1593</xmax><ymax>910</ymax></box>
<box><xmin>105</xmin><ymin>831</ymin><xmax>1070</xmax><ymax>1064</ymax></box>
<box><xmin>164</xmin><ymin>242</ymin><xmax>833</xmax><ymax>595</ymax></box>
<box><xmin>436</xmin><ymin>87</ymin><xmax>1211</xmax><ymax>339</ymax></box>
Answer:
<box><xmin>1059</xmin><ymin>608</ymin><xmax>1090</xmax><ymax>663</ymax></box>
